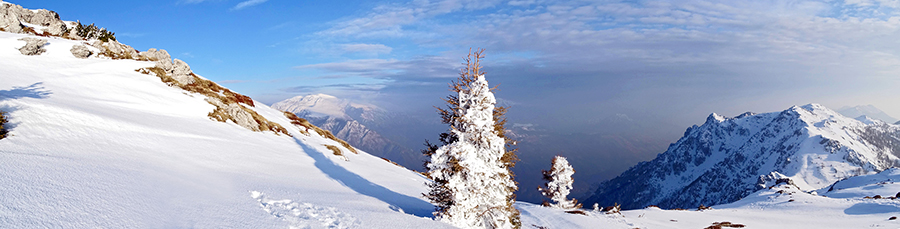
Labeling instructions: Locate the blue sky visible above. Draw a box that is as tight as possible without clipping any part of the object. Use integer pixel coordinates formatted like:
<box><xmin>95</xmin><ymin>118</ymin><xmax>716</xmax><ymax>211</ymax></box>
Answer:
<box><xmin>14</xmin><ymin>0</ymin><xmax>900</xmax><ymax>134</ymax></box>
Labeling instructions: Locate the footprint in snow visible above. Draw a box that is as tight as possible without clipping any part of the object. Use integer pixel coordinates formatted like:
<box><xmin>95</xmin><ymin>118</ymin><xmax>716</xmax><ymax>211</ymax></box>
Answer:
<box><xmin>251</xmin><ymin>191</ymin><xmax>361</xmax><ymax>229</ymax></box>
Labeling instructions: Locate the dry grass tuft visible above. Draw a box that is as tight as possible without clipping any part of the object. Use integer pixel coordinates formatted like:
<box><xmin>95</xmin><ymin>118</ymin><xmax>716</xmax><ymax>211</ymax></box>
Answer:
<box><xmin>0</xmin><ymin>110</ymin><xmax>9</xmax><ymax>139</ymax></box>
<box><xmin>22</xmin><ymin>26</ymin><xmax>36</xmax><ymax>35</ymax></box>
<box><xmin>325</xmin><ymin>144</ymin><xmax>343</xmax><ymax>156</ymax></box>
<box><xmin>380</xmin><ymin>157</ymin><xmax>403</xmax><ymax>167</ymax></box>
<box><xmin>704</xmin><ymin>222</ymin><xmax>746</xmax><ymax>229</ymax></box>
<box><xmin>564</xmin><ymin>210</ymin><xmax>588</xmax><ymax>215</ymax></box>
<box><xmin>281</xmin><ymin>111</ymin><xmax>358</xmax><ymax>154</ymax></box>
<box><xmin>136</xmin><ymin>67</ymin><xmax>177</xmax><ymax>85</ymax></box>
<box><xmin>283</xmin><ymin>111</ymin><xmax>312</xmax><ymax>135</ymax></box>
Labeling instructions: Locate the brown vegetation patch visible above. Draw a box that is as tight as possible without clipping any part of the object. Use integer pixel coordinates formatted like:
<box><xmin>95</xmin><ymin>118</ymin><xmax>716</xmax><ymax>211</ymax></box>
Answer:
<box><xmin>0</xmin><ymin>110</ymin><xmax>9</xmax><ymax>139</ymax></box>
<box><xmin>565</xmin><ymin>210</ymin><xmax>588</xmax><ymax>215</ymax></box>
<box><xmin>136</xmin><ymin>67</ymin><xmax>289</xmax><ymax>136</ymax></box>
<box><xmin>180</xmin><ymin>73</ymin><xmax>254</xmax><ymax>107</ymax></box>
<box><xmin>705</xmin><ymin>221</ymin><xmax>746</xmax><ymax>229</ymax></box>
<box><xmin>380</xmin><ymin>157</ymin><xmax>403</xmax><ymax>167</ymax></box>
<box><xmin>325</xmin><ymin>144</ymin><xmax>343</xmax><ymax>157</ymax></box>
<box><xmin>603</xmin><ymin>203</ymin><xmax>621</xmax><ymax>214</ymax></box>
<box><xmin>22</xmin><ymin>26</ymin><xmax>36</xmax><ymax>35</ymax></box>
<box><xmin>281</xmin><ymin>111</ymin><xmax>357</xmax><ymax>154</ymax></box>
<box><xmin>283</xmin><ymin>111</ymin><xmax>312</xmax><ymax>135</ymax></box>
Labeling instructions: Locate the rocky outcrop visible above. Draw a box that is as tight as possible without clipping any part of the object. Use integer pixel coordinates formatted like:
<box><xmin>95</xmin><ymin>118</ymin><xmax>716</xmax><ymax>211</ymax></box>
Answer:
<box><xmin>0</xmin><ymin>3</ymin><xmax>69</xmax><ymax>36</ymax></box>
<box><xmin>18</xmin><ymin>37</ymin><xmax>47</xmax><ymax>55</ymax></box>
<box><xmin>70</xmin><ymin>44</ymin><xmax>92</xmax><ymax>58</ymax></box>
<box><xmin>206</xmin><ymin>97</ymin><xmax>261</xmax><ymax>131</ymax></box>
<box><xmin>0</xmin><ymin>2</ymin><xmax>26</xmax><ymax>33</ymax></box>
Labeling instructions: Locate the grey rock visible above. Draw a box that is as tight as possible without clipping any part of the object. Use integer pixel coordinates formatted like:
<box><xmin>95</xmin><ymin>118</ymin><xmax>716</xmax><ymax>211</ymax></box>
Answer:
<box><xmin>169</xmin><ymin>59</ymin><xmax>195</xmax><ymax>85</ymax></box>
<box><xmin>70</xmin><ymin>44</ymin><xmax>92</xmax><ymax>59</ymax></box>
<box><xmin>206</xmin><ymin>97</ymin><xmax>259</xmax><ymax>131</ymax></box>
<box><xmin>0</xmin><ymin>4</ymin><xmax>24</xmax><ymax>33</ymax></box>
<box><xmin>141</xmin><ymin>48</ymin><xmax>171</xmax><ymax>62</ymax></box>
<box><xmin>44</xmin><ymin>20</ymin><xmax>67</xmax><ymax>36</ymax></box>
<box><xmin>28</xmin><ymin>9</ymin><xmax>59</xmax><ymax>26</ymax></box>
<box><xmin>92</xmin><ymin>40</ymin><xmax>140</xmax><ymax>59</ymax></box>
<box><xmin>17</xmin><ymin>37</ymin><xmax>48</xmax><ymax>55</ymax></box>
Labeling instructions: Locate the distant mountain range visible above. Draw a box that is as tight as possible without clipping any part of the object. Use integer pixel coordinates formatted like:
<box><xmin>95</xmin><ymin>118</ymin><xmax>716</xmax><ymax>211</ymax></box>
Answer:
<box><xmin>585</xmin><ymin>104</ymin><xmax>900</xmax><ymax>210</ymax></box>
<box><xmin>837</xmin><ymin>105</ymin><xmax>898</xmax><ymax>123</ymax></box>
<box><xmin>272</xmin><ymin>94</ymin><xmax>429</xmax><ymax>171</ymax></box>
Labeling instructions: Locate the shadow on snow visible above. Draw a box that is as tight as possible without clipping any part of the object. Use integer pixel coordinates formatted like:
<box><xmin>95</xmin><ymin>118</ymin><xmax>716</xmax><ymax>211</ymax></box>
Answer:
<box><xmin>294</xmin><ymin>138</ymin><xmax>435</xmax><ymax>218</ymax></box>
<box><xmin>0</xmin><ymin>82</ymin><xmax>52</xmax><ymax>100</ymax></box>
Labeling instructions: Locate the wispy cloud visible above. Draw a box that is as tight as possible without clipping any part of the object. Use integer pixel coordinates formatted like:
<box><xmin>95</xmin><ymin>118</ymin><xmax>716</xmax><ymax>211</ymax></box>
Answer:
<box><xmin>295</xmin><ymin>56</ymin><xmax>457</xmax><ymax>80</ymax></box>
<box><xmin>341</xmin><ymin>43</ymin><xmax>393</xmax><ymax>55</ymax></box>
<box><xmin>232</xmin><ymin>0</ymin><xmax>268</xmax><ymax>10</ymax></box>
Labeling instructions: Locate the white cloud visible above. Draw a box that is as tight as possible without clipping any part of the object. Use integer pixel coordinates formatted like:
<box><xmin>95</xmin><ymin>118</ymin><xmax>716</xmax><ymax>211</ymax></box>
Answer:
<box><xmin>341</xmin><ymin>43</ymin><xmax>393</xmax><ymax>55</ymax></box>
<box><xmin>232</xmin><ymin>0</ymin><xmax>268</xmax><ymax>10</ymax></box>
<box><xmin>297</xmin><ymin>0</ymin><xmax>900</xmax><ymax>124</ymax></box>
<box><xmin>317</xmin><ymin>0</ymin><xmax>503</xmax><ymax>38</ymax></box>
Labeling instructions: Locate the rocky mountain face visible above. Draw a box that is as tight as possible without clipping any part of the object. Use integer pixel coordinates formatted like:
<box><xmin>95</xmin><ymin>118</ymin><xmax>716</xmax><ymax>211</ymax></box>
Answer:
<box><xmin>585</xmin><ymin>104</ymin><xmax>900</xmax><ymax>210</ymax></box>
<box><xmin>272</xmin><ymin>94</ymin><xmax>427</xmax><ymax>170</ymax></box>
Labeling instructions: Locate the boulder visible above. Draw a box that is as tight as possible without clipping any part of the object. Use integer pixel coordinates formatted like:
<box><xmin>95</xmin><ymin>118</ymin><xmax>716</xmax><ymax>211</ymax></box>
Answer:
<box><xmin>141</xmin><ymin>48</ymin><xmax>171</xmax><ymax>62</ymax></box>
<box><xmin>169</xmin><ymin>59</ymin><xmax>195</xmax><ymax>85</ymax></box>
<box><xmin>17</xmin><ymin>37</ymin><xmax>48</xmax><ymax>55</ymax></box>
<box><xmin>28</xmin><ymin>9</ymin><xmax>60</xmax><ymax>26</ymax></box>
<box><xmin>70</xmin><ymin>44</ymin><xmax>92</xmax><ymax>59</ymax></box>
<box><xmin>91</xmin><ymin>40</ymin><xmax>140</xmax><ymax>60</ymax></box>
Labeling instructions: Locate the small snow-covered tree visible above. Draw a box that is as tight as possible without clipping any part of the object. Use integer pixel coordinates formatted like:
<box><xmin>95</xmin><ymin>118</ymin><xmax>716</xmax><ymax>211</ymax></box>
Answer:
<box><xmin>538</xmin><ymin>156</ymin><xmax>581</xmax><ymax>209</ymax></box>
<box><xmin>424</xmin><ymin>49</ymin><xmax>520</xmax><ymax>229</ymax></box>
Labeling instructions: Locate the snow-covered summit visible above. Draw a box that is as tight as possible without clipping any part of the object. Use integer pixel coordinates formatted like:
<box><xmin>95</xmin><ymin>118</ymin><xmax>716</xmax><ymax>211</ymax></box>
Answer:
<box><xmin>837</xmin><ymin>104</ymin><xmax>898</xmax><ymax>124</ymax></box>
<box><xmin>272</xmin><ymin>94</ymin><xmax>381</xmax><ymax>121</ymax></box>
<box><xmin>586</xmin><ymin>103</ymin><xmax>900</xmax><ymax>210</ymax></box>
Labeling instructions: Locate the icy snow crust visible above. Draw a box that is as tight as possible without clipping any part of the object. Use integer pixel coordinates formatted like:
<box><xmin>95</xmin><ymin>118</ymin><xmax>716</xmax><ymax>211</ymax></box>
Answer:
<box><xmin>587</xmin><ymin>104</ymin><xmax>900</xmax><ymax>210</ymax></box>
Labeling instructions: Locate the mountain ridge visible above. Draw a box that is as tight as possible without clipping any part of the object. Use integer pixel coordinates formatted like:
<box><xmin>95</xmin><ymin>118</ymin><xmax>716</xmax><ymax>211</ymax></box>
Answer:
<box><xmin>585</xmin><ymin>103</ymin><xmax>900</xmax><ymax>210</ymax></box>
<box><xmin>837</xmin><ymin>105</ymin><xmax>898</xmax><ymax>124</ymax></box>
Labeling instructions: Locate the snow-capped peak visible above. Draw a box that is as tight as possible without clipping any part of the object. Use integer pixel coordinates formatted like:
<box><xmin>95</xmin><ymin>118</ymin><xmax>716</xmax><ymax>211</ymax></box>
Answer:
<box><xmin>837</xmin><ymin>104</ymin><xmax>898</xmax><ymax>123</ymax></box>
<box><xmin>271</xmin><ymin>93</ymin><xmax>379</xmax><ymax>120</ymax></box>
<box><xmin>587</xmin><ymin>103</ymin><xmax>900</xmax><ymax>210</ymax></box>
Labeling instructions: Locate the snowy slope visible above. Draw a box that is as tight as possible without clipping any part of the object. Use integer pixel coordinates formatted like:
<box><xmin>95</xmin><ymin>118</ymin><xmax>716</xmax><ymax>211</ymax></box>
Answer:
<box><xmin>0</xmin><ymin>30</ymin><xmax>452</xmax><ymax>228</ymax></box>
<box><xmin>586</xmin><ymin>104</ymin><xmax>900</xmax><ymax>210</ymax></box>
<box><xmin>820</xmin><ymin>168</ymin><xmax>900</xmax><ymax>199</ymax></box>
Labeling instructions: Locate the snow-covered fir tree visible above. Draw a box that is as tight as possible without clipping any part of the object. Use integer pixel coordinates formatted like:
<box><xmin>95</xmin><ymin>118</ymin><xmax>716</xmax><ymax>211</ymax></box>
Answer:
<box><xmin>424</xmin><ymin>49</ymin><xmax>520</xmax><ymax>229</ymax></box>
<box><xmin>538</xmin><ymin>156</ymin><xmax>581</xmax><ymax>209</ymax></box>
